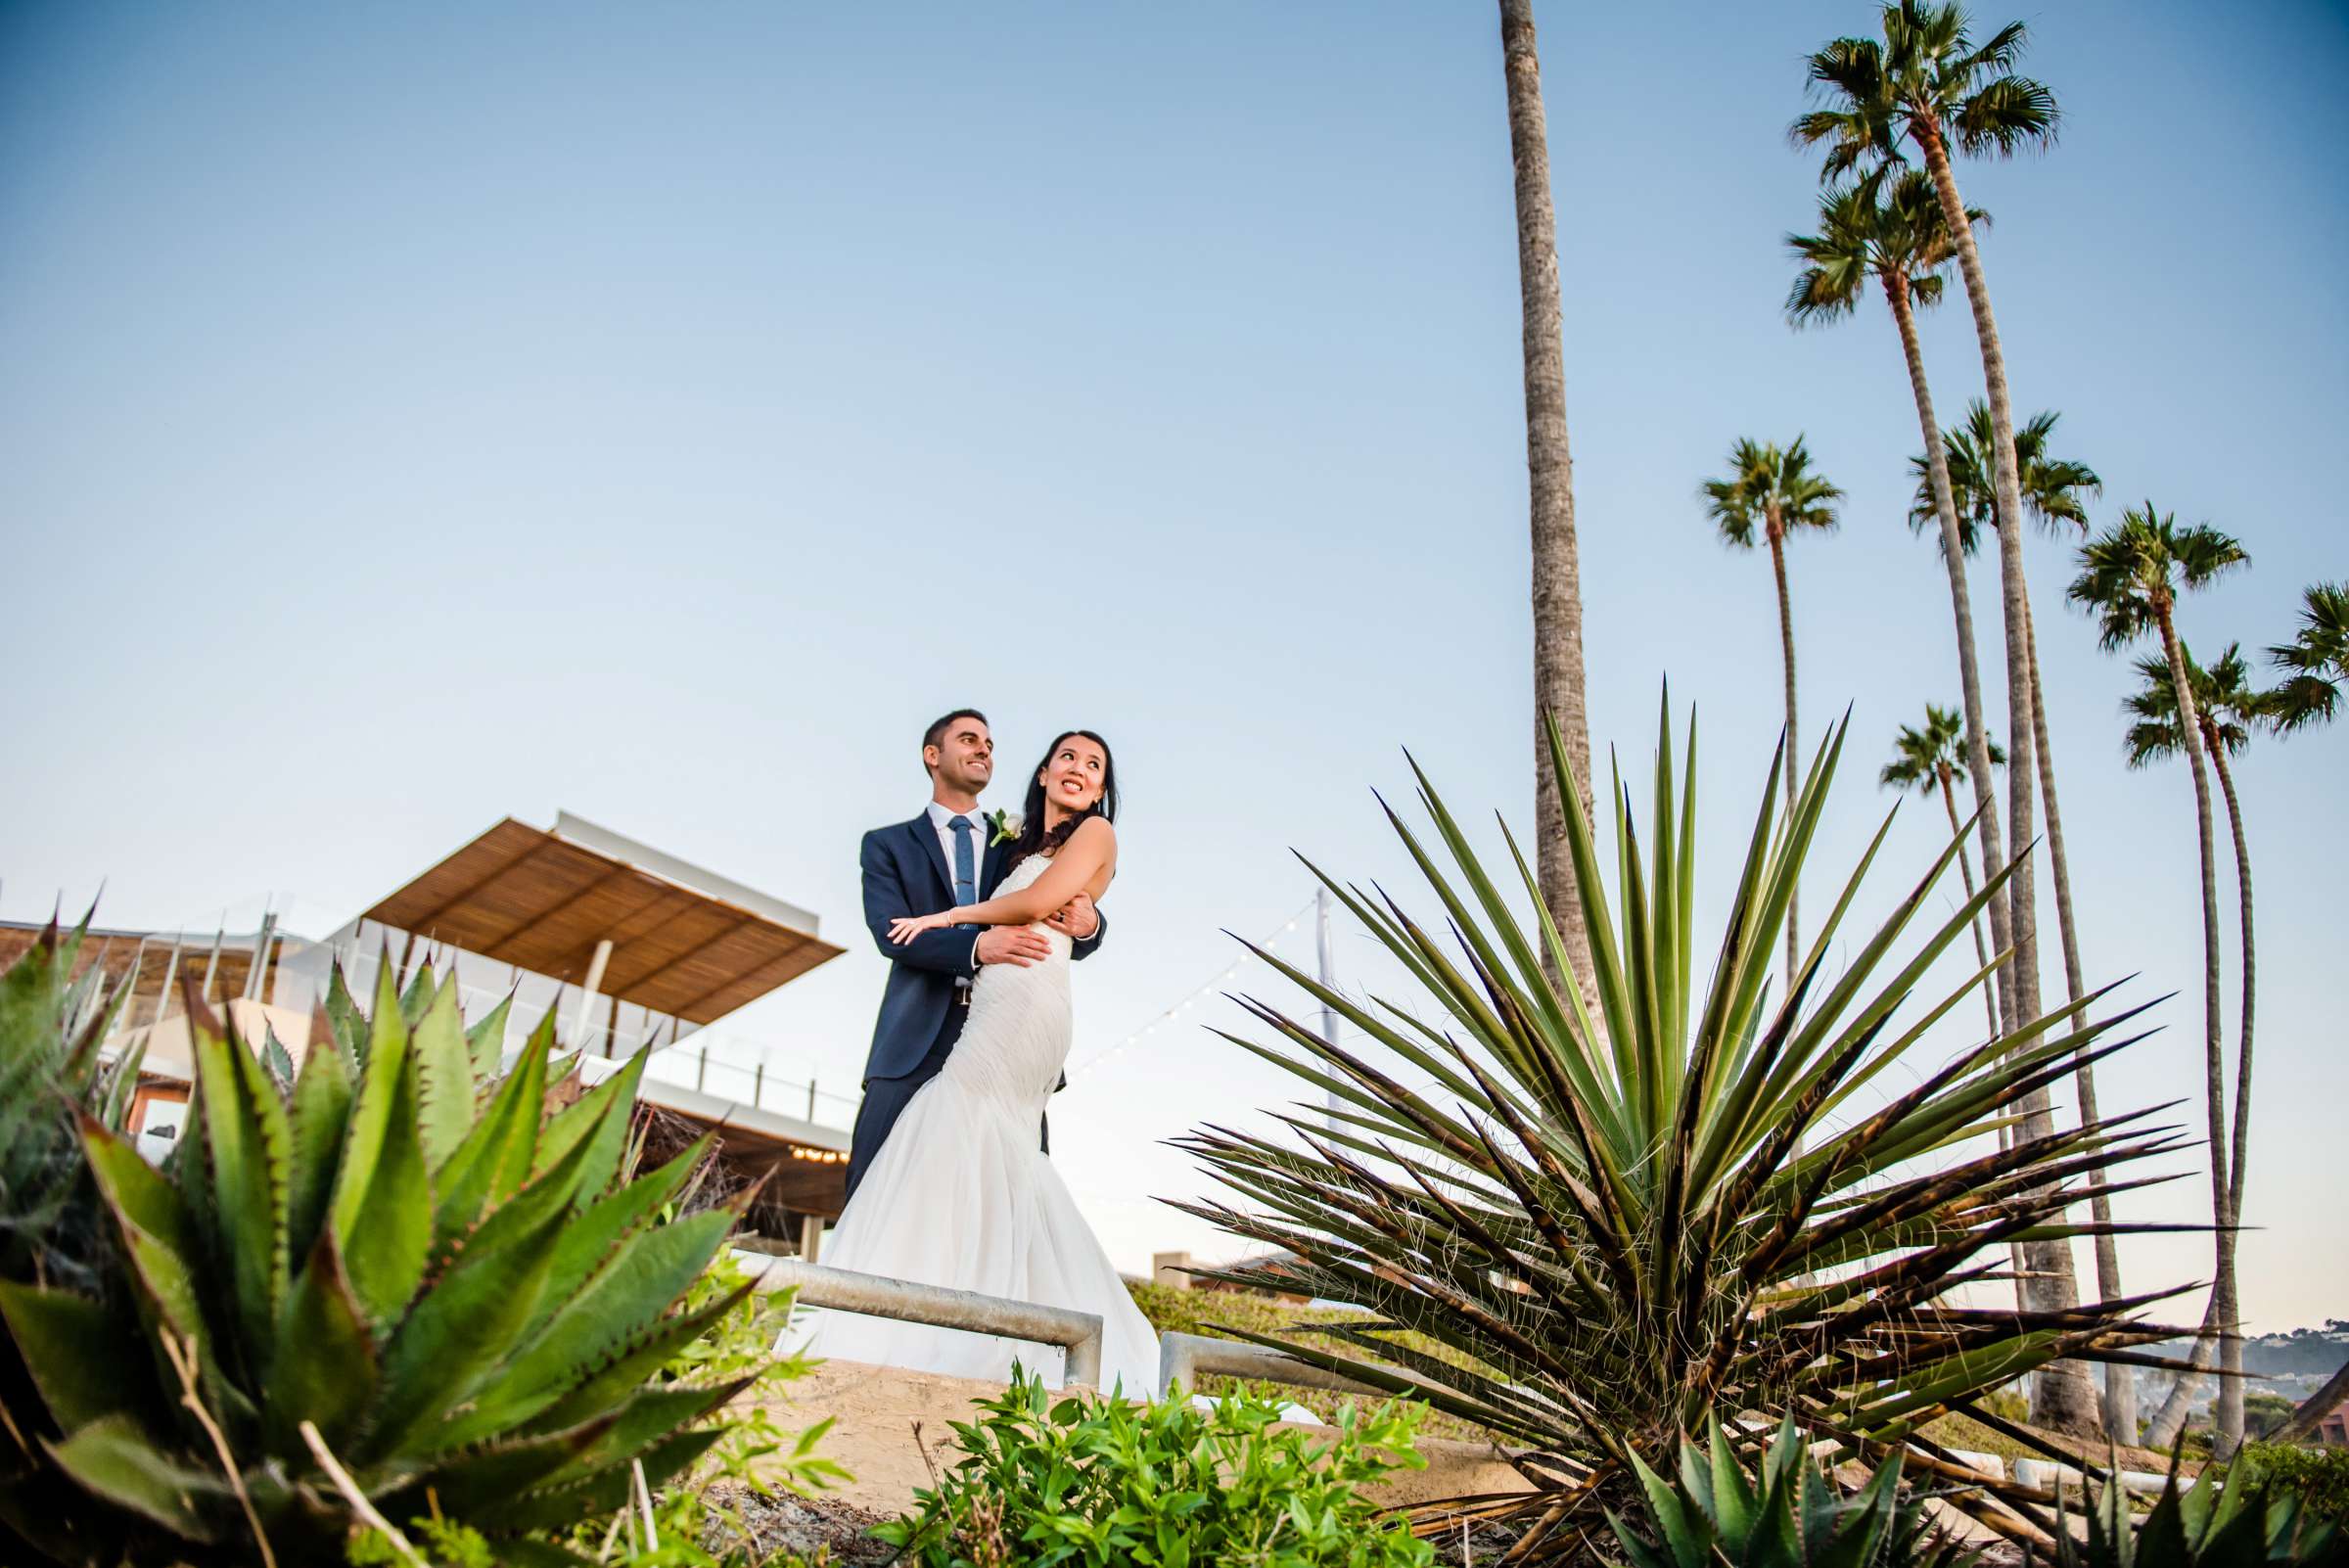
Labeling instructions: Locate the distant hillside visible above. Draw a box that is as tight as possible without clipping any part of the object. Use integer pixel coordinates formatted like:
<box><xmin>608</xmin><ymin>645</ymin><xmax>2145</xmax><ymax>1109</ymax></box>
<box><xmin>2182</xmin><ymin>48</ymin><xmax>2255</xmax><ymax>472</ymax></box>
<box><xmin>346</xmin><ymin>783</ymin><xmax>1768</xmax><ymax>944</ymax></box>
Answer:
<box><xmin>2148</xmin><ymin>1320</ymin><xmax>2349</xmax><ymax>1377</ymax></box>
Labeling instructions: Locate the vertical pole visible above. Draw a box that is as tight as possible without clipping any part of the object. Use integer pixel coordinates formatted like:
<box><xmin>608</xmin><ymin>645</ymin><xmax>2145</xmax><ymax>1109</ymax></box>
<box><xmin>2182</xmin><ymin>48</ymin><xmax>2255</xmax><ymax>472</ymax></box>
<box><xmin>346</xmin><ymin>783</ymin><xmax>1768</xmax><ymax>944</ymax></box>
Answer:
<box><xmin>244</xmin><ymin>906</ymin><xmax>277</xmax><ymax>1003</ymax></box>
<box><xmin>695</xmin><ymin>1048</ymin><xmax>708</xmax><ymax>1092</ymax></box>
<box><xmin>753</xmin><ymin>1058</ymin><xmax>765</xmax><ymax>1108</ymax></box>
<box><xmin>806</xmin><ymin>1079</ymin><xmax>817</xmax><ymax>1121</ymax></box>
<box><xmin>199</xmin><ymin>919</ymin><xmax>227</xmax><ymax>1001</ymax></box>
<box><xmin>572</xmin><ymin>939</ymin><xmax>614</xmax><ymax>1054</ymax></box>
<box><xmin>126</xmin><ymin>936</ymin><xmax>152</xmax><ymax>1021</ymax></box>
<box><xmin>1316</xmin><ymin>887</ymin><xmax>1341</xmax><ymax>1131</ymax></box>
<box><xmin>150</xmin><ymin>932</ymin><xmax>185</xmax><ymax>1030</ymax></box>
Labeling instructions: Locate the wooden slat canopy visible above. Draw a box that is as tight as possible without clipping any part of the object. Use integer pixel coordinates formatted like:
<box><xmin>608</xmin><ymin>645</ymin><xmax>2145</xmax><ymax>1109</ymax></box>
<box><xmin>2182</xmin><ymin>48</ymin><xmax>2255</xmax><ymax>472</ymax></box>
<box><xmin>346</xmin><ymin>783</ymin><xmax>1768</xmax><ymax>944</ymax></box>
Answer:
<box><xmin>364</xmin><ymin>818</ymin><xmax>842</xmax><ymax>1024</ymax></box>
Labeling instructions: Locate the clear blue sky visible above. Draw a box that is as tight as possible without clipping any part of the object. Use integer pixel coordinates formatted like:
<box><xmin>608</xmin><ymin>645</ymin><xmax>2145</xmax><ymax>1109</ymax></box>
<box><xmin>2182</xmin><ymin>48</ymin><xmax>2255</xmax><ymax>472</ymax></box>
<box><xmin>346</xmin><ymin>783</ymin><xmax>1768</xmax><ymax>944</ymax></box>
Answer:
<box><xmin>4</xmin><ymin>1</ymin><xmax>2342</xmax><ymax>1328</ymax></box>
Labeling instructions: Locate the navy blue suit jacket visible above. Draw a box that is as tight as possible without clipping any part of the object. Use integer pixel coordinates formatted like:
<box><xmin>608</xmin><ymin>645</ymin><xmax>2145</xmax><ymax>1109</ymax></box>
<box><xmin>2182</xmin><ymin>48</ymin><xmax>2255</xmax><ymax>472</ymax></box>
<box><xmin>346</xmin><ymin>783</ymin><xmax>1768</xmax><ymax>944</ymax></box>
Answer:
<box><xmin>858</xmin><ymin>813</ymin><xmax>1105</xmax><ymax>1084</ymax></box>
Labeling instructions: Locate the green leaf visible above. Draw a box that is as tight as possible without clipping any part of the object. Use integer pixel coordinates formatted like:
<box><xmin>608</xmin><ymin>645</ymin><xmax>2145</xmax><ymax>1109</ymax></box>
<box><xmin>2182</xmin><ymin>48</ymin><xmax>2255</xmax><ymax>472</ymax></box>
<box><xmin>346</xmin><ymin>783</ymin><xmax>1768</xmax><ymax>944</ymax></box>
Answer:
<box><xmin>1629</xmin><ymin>1450</ymin><xmax>1707</xmax><ymax>1568</ymax></box>
<box><xmin>491</xmin><ymin>1427</ymin><xmax>725</xmax><ymax>1534</ymax></box>
<box><xmin>519</xmin><ymin>1134</ymin><xmax>714</xmax><ymax>1345</ymax></box>
<box><xmin>0</xmin><ymin>1281</ymin><xmax>145</xmax><ymax>1430</ymax></box>
<box><xmin>408</xmin><ymin>1416</ymin><xmax>620</xmax><ymax>1515</ymax></box>
<box><xmin>411</xmin><ymin>975</ymin><xmax>475</xmax><ymax>1173</ymax></box>
<box><xmin>523</xmin><ymin>1378</ymin><xmax>750</xmax><ymax>1494</ymax></box>
<box><xmin>192</xmin><ymin>1011</ymin><xmax>293</xmax><ymax>1358</ymax></box>
<box><xmin>44</xmin><ymin>1414</ymin><xmax>223</xmax><ymax>1543</ymax></box>
<box><xmin>531</xmin><ymin>1046</ymin><xmax>650</xmax><ymax>1199</ymax></box>
<box><xmin>284</xmin><ymin>1018</ymin><xmax>354</xmax><ymax>1268</ymax></box>
<box><xmin>325</xmin><ymin>961</ymin><xmax>369</xmax><ymax>1066</ymax></box>
<box><xmin>343</xmin><ymin>1059</ymin><xmax>433</xmax><ymax>1329</ymax></box>
<box><xmin>264</xmin><ymin>1225</ymin><xmax>380</xmax><ymax>1454</ymax></box>
<box><xmin>331</xmin><ymin>960</ymin><xmax>413</xmax><ymax>1247</ymax></box>
<box><xmin>465</xmin><ymin>991</ymin><xmax>515</xmax><ymax>1083</ymax></box>
<box><xmin>481</xmin><ymin>1211</ymin><xmax>736</xmax><ymax>1435</ymax></box>
<box><xmin>368</xmin><ymin>1137</ymin><xmax>590</xmax><ymax>1454</ymax></box>
<box><xmin>433</xmin><ymin>1011</ymin><xmax>555</xmax><ymax>1245</ymax></box>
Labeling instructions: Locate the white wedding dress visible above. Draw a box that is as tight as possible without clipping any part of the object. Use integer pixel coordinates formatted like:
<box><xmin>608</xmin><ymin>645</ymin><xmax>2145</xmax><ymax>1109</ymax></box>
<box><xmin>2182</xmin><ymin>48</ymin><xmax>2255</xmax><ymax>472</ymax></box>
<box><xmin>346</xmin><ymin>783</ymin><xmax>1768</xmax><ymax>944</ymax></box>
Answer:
<box><xmin>797</xmin><ymin>854</ymin><xmax>1163</xmax><ymax>1398</ymax></box>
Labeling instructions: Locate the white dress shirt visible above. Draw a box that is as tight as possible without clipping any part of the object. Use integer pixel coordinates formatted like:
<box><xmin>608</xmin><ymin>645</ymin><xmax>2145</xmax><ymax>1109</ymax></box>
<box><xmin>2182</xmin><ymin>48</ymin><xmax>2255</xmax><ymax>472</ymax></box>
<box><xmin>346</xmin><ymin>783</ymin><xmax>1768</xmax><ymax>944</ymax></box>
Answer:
<box><xmin>926</xmin><ymin>799</ymin><xmax>989</xmax><ymax>900</ymax></box>
<box><xmin>926</xmin><ymin>800</ymin><xmax>988</xmax><ymax>980</ymax></box>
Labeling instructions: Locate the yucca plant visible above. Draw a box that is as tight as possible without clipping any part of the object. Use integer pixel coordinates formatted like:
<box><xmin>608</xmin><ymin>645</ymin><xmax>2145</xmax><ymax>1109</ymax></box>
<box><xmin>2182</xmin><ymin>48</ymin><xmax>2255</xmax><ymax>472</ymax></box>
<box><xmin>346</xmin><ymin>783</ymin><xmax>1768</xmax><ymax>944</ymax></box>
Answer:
<box><xmin>1610</xmin><ymin>1415</ymin><xmax>1971</xmax><ymax>1568</ymax></box>
<box><xmin>1174</xmin><ymin>696</ymin><xmax>2188</xmax><ymax>1550</ymax></box>
<box><xmin>0</xmin><ymin>955</ymin><xmax>753</xmax><ymax>1567</ymax></box>
<box><xmin>2045</xmin><ymin>1457</ymin><xmax>2346</xmax><ymax>1568</ymax></box>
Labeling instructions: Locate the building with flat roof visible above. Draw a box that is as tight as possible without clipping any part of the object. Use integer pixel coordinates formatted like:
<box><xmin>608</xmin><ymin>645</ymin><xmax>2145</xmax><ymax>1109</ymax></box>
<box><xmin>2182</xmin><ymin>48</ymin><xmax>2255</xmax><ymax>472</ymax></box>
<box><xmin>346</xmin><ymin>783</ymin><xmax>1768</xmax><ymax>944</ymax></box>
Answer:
<box><xmin>39</xmin><ymin>809</ymin><xmax>858</xmax><ymax>1250</ymax></box>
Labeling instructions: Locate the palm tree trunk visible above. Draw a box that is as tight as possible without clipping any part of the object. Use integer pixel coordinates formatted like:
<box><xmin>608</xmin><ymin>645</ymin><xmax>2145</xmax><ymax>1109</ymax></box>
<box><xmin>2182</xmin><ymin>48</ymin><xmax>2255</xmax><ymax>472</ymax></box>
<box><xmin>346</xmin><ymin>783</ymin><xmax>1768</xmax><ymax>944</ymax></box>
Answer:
<box><xmin>1768</xmin><ymin>517</ymin><xmax>1800</xmax><ymax>992</ymax></box>
<box><xmin>1911</xmin><ymin>115</ymin><xmax>2094</xmax><ymax>1435</ymax></box>
<box><xmin>2206</xmin><ymin>731</ymin><xmax>2256</xmax><ymax>1457</ymax></box>
<box><xmin>1942</xmin><ymin>767</ymin><xmax>2025</xmax><ymax>1310</ymax></box>
<box><xmin>1938</xmin><ymin>771</ymin><xmax>2003</xmax><ymax>1047</ymax></box>
<box><xmin>1885</xmin><ymin>275</ymin><xmax>2013</xmax><ymax>1037</ymax></box>
<box><xmin>2023</xmin><ymin>587</ymin><xmax>2135</xmax><ymax>1441</ymax></box>
<box><xmin>2144</xmin><ymin>1316</ymin><xmax>2218</xmax><ymax>1450</ymax></box>
<box><xmin>1498</xmin><ymin>0</ymin><xmax>1596</xmax><ymax>1008</ymax></box>
<box><xmin>2272</xmin><ymin>1360</ymin><xmax>2349</xmax><ymax>1446</ymax></box>
<box><xmin>2153</xmin><ymin>605</ymin><xmax>2238</xmax><ymax>1458</ymax></box>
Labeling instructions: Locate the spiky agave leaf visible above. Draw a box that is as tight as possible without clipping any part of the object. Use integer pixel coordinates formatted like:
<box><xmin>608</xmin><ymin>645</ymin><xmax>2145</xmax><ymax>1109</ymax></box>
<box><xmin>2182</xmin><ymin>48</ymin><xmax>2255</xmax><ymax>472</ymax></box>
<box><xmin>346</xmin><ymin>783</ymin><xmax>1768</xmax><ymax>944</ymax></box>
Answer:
<box><xmin>0</xmin><ymin>958</ymin><xmax>745</xmax><ymax>1565</ymax></box>
<box><xmin>1179</xmin><ymin>695</ymin><xmax>2189</xmax><ymax>1545</ymax></box>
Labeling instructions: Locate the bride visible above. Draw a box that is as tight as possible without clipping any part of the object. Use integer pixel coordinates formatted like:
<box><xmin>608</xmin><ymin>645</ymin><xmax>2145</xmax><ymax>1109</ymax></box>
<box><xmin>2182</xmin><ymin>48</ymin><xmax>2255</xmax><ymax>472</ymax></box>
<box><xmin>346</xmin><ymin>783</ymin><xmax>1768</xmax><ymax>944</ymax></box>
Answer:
<box><xmin>800</xmin><ymin>729</ymin><xmax>1162</xmax><ymax>1398</ymax></box>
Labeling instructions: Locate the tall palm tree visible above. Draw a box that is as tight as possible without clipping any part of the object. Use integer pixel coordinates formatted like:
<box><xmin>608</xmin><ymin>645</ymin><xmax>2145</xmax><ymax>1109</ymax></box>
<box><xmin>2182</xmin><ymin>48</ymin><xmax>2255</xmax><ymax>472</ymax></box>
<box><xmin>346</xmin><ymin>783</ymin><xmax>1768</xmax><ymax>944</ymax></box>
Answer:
<box><xmin>2268</xmin><ymin>580</ymin><xmax>2348</xmax><ymax>732</ymax></box>
<box><xmin>2070</xmin><ymin>506</ymin><xmax>2252</xmax><ymax>1453</ymax></box>
<box><xmin>1909</xmin><ymin>403</ymin><xmax>2137</xmax><ymax>1437</ymax></box>
<box><xmin>1880</xmin><ymin>705</ymin><xmax>2006</xmax><ymax>1045</ymax></box>
<box><xmin>1911</xmin><ymin>405</ymin><xmax>2097</xmax><ymax>1009</ymax></box>
<box><xmin>1881</xmin><ymin>708</ymin><xmax>2022</xmax><ymax>1303</ymax></box>
<box><xmin>1793</xmin><ymin>5</ymin><xmax>2078</xmax><ymax>1427</ymax></box>
<box><xmin>2123</xmin><ymin>644</ymin><xmax>2267</xmax><ymax>1453</ymax></box>
<box><xmin>1701</xmin><ymin>438</ymin><xmax>1842</xmax><ymax>988</ymax></box>
<box><xmin>1787</xmin><ymin>171</ymin><xmax>2016</xmax><ymax>1043</ymax></box>
<box><xmin>1498</xmin><ymin>0</ymin><xmax>1596</xmax><ymax>1001</ymax></box>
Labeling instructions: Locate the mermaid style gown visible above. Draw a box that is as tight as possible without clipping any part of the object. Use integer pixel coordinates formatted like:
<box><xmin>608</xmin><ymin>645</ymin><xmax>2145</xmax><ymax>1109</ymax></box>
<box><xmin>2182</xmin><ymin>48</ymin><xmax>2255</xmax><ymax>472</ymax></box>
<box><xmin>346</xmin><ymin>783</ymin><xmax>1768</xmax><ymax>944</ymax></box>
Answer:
<box><xmin>798</xmin><ymin>854</ymin><xmax>1162</xmax><ymax>1397</ymax></box>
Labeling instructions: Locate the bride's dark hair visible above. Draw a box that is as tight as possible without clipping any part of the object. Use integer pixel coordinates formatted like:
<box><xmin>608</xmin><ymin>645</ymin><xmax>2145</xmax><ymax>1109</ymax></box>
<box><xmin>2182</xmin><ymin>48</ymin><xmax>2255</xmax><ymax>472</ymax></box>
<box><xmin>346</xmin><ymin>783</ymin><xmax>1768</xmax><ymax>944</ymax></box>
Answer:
<box><xmin>1005</xmin><ymin>729</ymin><xmax>1118</xmax><ymax>872</ymax></box>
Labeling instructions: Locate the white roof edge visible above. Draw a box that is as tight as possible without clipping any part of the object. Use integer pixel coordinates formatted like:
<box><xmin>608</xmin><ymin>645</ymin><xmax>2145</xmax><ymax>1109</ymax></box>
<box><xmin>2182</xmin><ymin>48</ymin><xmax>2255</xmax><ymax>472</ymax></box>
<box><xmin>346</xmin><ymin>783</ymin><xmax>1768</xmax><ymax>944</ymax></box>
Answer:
<box><xmin>552</xmin><ymin>811</ymin><xmax>821</xmax><ymax>938</ymax></box>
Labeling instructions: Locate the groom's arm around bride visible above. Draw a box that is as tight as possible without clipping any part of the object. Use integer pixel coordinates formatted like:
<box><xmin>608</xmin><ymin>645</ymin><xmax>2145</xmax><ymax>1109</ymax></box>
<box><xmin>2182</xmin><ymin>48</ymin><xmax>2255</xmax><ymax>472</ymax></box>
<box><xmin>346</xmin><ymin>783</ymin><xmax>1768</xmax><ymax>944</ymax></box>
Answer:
<box><xmin>843</xmin><ymin>710</ymin><xmax>1106</xmax><ymax>1202</ymax></box>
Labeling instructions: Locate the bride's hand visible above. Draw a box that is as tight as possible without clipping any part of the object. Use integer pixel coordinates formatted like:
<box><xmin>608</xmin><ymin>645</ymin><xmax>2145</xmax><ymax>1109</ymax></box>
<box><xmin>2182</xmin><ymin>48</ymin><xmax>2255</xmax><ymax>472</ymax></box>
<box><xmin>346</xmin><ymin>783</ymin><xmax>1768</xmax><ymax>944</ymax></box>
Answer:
<box><xmin>889</xmin><ymin>910</ymin><xmax>955</xmax><ymax>945</ymax></box>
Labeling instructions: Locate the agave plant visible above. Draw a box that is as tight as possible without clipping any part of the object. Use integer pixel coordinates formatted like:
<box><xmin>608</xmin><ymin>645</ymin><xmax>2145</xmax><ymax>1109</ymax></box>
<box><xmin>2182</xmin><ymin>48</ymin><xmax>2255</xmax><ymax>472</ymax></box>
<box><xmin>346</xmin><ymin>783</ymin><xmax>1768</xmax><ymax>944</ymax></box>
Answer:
<box><xmin>2048</xmin><ymin>1457</ymin><xmax>2345</xmax><ymax>1568</ymax></box>
<box><xmin>0</xmin><ymin>915</ymin><xmax>144</xmax><ymax>1293</ymax></box>
<box><xmin>1174</xmin><ymin>697</ymin><xmax>2188</xmax><ymax>1548</ymax></box>
<box><xmin>1609</xmin><ymin>1415</ymin><xmax>1970</xmax><ymax>1568</ymax></box>
<box><xmin>0</xmin><ymin>955</ymin><xmax>752</xmax><ymax>1567</ymax></box>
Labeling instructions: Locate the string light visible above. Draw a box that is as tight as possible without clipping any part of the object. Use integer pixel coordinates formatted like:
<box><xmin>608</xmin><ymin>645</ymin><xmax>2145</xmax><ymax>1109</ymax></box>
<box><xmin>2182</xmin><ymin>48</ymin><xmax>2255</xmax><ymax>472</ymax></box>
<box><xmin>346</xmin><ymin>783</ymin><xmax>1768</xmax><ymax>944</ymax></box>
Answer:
<box><xmin>1066</xmin><ymin>898</ymin><xmax>1316</xmax><ymax>1081</ymax></box>
<box><xmin>788</xmin><ymin>1146</ymin><xmax>848</xmax><ymax>1165</ymax></box>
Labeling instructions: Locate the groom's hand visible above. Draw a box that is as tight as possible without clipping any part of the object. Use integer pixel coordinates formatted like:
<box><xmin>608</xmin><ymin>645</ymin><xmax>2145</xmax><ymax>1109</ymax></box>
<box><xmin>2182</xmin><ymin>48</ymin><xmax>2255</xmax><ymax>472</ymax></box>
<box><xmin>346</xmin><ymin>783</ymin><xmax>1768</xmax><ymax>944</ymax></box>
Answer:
<box><xmin>1045</xmin><ymin>894</ymin><xmax>1099</xmax><ymax>942</ymax></box>
<box><xmin>976</xmin><ymin>928</ymin><xmax>1052</xmax><ymax>968</ymax></box>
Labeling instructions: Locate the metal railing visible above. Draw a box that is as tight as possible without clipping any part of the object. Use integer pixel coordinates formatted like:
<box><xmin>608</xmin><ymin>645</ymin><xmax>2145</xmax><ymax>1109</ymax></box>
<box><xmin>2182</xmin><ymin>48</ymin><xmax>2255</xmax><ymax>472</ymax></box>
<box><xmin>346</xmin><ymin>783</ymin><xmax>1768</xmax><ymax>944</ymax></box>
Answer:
<box><xmin>733</xmin><ymin>1255</ymin><xmax>1424</xmax><ymax>1409</ymax></box>
<box><xmin>736</xmin><ymin>1254</ymin><xmax>1105</xmax><ymax>1389</ymax></box>
<box><xmin>1155</xmin><ymin>1331</ymin><xmax>1390</xmax><ymax>1402</ymax></box>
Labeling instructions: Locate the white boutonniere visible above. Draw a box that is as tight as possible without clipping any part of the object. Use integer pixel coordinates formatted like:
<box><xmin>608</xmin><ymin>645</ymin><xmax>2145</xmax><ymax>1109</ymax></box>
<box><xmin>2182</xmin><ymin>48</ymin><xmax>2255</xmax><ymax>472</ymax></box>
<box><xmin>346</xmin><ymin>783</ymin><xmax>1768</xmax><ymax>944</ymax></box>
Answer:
<box><xmin>987</xmin><ymin>807</ymin><xmax>1021</xmax><ymax>847</ymax></box>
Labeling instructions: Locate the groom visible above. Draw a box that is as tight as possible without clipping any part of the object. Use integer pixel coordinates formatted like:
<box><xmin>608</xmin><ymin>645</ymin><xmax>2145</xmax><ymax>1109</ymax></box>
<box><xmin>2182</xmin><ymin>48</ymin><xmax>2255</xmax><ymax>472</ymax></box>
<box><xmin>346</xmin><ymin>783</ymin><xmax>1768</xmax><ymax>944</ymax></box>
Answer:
<box><xmin>846</xmin><ymin>709</ymin><xmax>1105</xmax><ymax>1200</ymax></box>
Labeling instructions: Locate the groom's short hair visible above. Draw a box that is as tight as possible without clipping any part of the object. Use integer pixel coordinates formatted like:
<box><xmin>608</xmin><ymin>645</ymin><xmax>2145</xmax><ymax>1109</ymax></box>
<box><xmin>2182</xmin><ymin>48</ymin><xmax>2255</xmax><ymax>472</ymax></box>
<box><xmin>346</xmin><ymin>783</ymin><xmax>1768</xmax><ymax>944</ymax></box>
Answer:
<box><xmin>923</xmin><ymin>708</ymin><xmax>989</xmax><ymax>760</ymax></box>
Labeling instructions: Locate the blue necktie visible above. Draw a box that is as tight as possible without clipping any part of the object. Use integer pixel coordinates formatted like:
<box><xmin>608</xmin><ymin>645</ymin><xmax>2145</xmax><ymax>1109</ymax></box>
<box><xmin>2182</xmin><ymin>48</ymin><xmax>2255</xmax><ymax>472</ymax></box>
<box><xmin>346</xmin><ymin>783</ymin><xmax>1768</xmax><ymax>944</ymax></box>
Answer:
<box><xmin>947</xmin><ymin>815</ymin><xmax>977</xmax><ymax>908</ymax></box>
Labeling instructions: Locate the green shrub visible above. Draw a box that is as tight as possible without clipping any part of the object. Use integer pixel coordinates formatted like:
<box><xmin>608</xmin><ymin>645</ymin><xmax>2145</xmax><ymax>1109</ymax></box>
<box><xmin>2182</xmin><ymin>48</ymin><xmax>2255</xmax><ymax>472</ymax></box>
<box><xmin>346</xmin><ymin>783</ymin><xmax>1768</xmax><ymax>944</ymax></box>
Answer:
<box><xmin>0</xmin><ymin>954</ymin><xmax>758</xmax><ymax>1565</ymax></box>
<box><xmin>2245</xmin><ymin>1396</ymin><xmax>2300</xmax><ymax>1442</ymax></box>
<box><xmin>1609</xmin><ymin>1416</ymin><xmax>1970</xmax><ymax>1568</ymax></box>
<box><xmin>2047</xmin><ymin>1456</ymin><xmax>2344</xmax><ymax>1568</ymax></box>
<box><xmin>875</xmin><ymin>1364</ymin><xmax>1435</xmax><ymax>1567</ymax></box>
<box><xmin>2242</xmin><ymin>1445</ymin><xmax>2349</xmax><ymax>1525</ymax></box>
